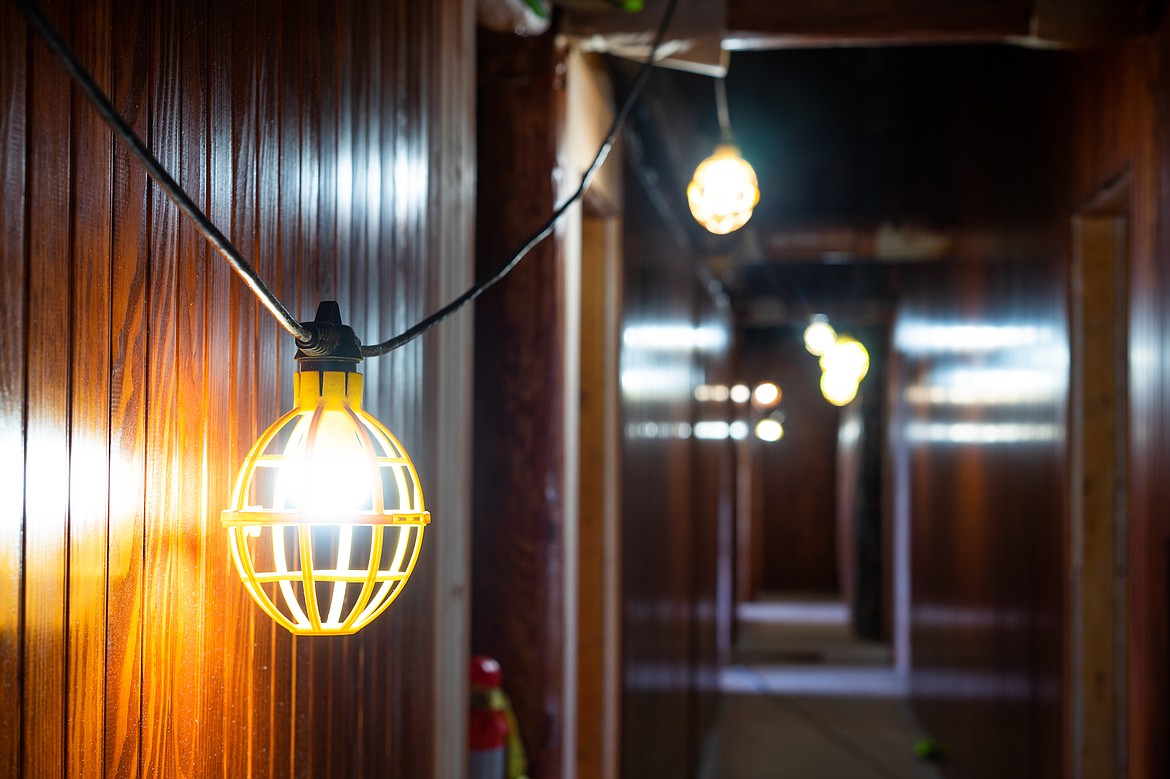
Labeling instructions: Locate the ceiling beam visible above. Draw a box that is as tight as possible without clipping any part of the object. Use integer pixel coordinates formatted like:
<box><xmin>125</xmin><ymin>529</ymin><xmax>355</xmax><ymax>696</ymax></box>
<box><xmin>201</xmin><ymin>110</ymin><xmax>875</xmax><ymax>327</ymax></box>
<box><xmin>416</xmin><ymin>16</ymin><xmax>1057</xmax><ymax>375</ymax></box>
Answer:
<box><xmin>724</xmin><ymin>0</ymin><xmax>1144</xmax><ymax>50</ymax></box>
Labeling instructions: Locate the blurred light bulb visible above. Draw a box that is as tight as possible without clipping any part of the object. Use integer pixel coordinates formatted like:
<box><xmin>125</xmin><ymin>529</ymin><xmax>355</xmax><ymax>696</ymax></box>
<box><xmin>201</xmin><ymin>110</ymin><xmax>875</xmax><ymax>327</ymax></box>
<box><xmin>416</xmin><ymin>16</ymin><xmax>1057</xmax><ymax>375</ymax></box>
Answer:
<box><xmin>820</xmin><ymin>370</ymin><xmax>859</xmax><ymax>406</ymax></box>
<box><xmin>729</xmin><ymin>421</ymin><xmax>749</xmax><ymax>440</ymax></box>
<box><xmin>753</xmin><ymin>382</ymin><xmax>781</xmax><ymax>408</ymax></box>
<box><xmin>730</xmin><ymin>384</ymin><xmax>751</xmax><ymax>404</ymax></box>
<box><xmin>803</xmin><ymin>317</ymin><xmax>837</xmax><ymax>356</ymax></box>
<box><xmin>820</xmin><ymin>336</ymin><xmax>870</xmax><ymax>381</ymax></box>
<box><xmin>755</xmin><ymin>418</ymin><xmax>784</xmax><ymax>442</ymax></box>
<box><xmin>686</xmin><ymin>144</ymin><xmax>760</xmax><ymax>235</ymax></box>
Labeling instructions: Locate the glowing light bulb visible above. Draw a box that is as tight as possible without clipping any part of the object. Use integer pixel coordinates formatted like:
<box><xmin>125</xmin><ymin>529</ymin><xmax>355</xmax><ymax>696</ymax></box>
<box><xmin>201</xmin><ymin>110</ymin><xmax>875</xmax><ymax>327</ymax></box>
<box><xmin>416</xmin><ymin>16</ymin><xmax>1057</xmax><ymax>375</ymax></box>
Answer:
<box><xmin>820</xmin><ymin>336</ymin><xmax>870</xmax><ymax>381</ymax></box>
<box><xmin>221</xmin><ymin>303</ymin><xmax>429</xmax><ymax>636</ymax></box>
<box><xmin>686</xmin><ymin>144</ymin><xmax>760</xmax><ymax>235</ymax></box>
<box><xmin>803</xmin><ymin>317</ymin><xmax>837</xmax><ymax>356</ymax></box>
<box><xmin>820</xmin><ymin>370</ymin><xmax>860</xmax><ymax>406</ymax></box>
<box><xmin>755</xmin><ymin>418</ymin><xmax>784</xmax><ymax>442</ymax></box>
<box><xmin>753</xmin><ymin>382</ymin><xmax>781</xmax><ymax>408</ymax></box>
<box><xmin>730</xmin><ymin>384</ymin><xmax>751</xmax><ymax>404</ymax></box>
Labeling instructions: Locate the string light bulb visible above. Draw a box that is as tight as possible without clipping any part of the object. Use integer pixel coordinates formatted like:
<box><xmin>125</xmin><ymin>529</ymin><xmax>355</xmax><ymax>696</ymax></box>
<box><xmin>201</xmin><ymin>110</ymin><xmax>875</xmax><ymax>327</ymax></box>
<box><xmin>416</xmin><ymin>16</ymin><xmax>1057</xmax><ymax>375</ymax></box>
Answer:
<box><xmin>755</xmin><ymin>417</ymin><xmax>785</xmax><ymax>442</ymax></box>
<box><xmin>221</xmin><ymin>302</ymin><xmax>429</xmax><ymax>635</ymax></box>
<box><xmin>803</xmin><ymin>315</ymin><xmax>837</xmax><ymax>356</ymax></box>
<box><xmin>687</xmin><ymin>143</ymin><xmax>760</xmax><ymax>235</ymax></box>
<box><xmin>817</xmin><ymin>334</ymin><xmax>870</xmax><ymax>407</ymax></box>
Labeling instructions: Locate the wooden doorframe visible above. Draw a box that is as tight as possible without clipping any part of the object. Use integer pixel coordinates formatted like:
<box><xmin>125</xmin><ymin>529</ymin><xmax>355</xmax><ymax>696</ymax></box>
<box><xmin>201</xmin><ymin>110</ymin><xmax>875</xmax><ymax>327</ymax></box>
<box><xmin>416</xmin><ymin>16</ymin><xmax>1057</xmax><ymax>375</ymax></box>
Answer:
<box><xmin>1067</xmin><ymin>173</ymin><xmax>1130</xmax><ymax>779</ymax></box>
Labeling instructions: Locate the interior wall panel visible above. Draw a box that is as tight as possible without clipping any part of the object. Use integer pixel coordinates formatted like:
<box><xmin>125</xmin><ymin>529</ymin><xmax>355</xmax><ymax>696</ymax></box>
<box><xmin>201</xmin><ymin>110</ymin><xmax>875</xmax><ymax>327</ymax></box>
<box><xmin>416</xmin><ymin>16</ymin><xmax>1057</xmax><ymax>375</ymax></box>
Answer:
<box><xmin>894</xmin><ymin>262</ymin><xmax>1068</xmax><ymax>779</ymax></box>
<box><xmin>0</xmin><ymin>1</ymin><xmax>473</xmax><ymax>776</ymax></box>
<box><xmin>1068</xmin><ymin>32</ymin><xmax>1170</xmax><ymax>779</ymax></box>
<box><xmin>619</xmin><ymin>168</ymin><xmax>733</xmax><ymax>779</ymax></box>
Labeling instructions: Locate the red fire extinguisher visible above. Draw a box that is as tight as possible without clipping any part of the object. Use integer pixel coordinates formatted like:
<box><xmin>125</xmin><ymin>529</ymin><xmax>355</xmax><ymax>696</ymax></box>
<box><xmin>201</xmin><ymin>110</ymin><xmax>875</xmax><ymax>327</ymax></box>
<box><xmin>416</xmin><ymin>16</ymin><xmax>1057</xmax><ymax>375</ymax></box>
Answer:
<box><xmin>469</xmin><ymin>655</ymin><xmax>528</xmax><ymax>779</ymax></box>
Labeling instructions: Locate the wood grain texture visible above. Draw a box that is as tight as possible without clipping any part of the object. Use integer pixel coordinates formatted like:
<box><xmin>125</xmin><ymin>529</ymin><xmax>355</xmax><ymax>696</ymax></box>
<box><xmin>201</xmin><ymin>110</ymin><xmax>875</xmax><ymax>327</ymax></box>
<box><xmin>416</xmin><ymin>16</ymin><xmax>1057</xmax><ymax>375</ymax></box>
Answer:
<box><xmin>1</xmin><ymin>1</ymin><xmax>474</xmax><ymax>776</ymax></box>
<box><xmin>24</xmin><ymin>0</ymin><xmax>72</xmax><ymax>774</ymax></box>
<box><xmin>67</xmin><ymin>1</ymin><xmax>113</xmax><ymax>776</ymax></box>
<box><xmin>106</xmin><ymin>2</ymin><xmax>151</xmax><ymax>776</ymax></box>
<box><xmin>1067</xmin><ymin>31</ymin><xmax>1170</xmax><ymax>779</ymax></box>
<box><xmin>0</xmin><ymin>2</ymin><xmax>28</xmax><ymax>775</ymax></box>
<box><xmin>618</xmin><ymin>164</ymin><xmax>734</xmax><ymax>779</ymax></box>
<box><xmin>472</xmin><ymin>28</ymin><xmax>567</xmax><ymax>779</ymax></box>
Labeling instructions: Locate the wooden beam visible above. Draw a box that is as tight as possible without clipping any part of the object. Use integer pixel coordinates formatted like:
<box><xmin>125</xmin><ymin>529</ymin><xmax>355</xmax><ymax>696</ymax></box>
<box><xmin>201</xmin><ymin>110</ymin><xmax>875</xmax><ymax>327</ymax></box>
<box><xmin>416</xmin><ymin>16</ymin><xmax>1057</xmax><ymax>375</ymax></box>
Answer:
<box><xmin>724</xmin><ymin>0</ymin><xmax>1142</xmax><ymax>49</ymax></box>
<box><xmin>725</xmin><ymin>0</ymin><xmax>1033</xmax><ymax>48</ymax></box>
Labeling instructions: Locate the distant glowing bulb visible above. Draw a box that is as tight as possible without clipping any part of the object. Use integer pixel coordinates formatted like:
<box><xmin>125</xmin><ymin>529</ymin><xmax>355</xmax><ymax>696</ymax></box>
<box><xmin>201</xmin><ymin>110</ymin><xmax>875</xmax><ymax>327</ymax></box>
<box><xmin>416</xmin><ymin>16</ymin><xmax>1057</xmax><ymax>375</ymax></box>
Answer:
<box><xmin>729</xmin><ymin>420</ymin><xmax>749</xmax><ymax>440</ymax></box>
<box><xmin>730</xmin><ymin>384</ymin><xmax>751</xmax><ymax>404</ymax></box>
<box><xmin>820</xmin><ymin>371</ymin><xmax>860</xmax><ymax>406</ymax></box>
<box><xmin>803</xmin><ymin>317</ymin><xmax>837</xmax><ymax>356</ymax></box>
<box><xmin>820</xmin><ymin>336</ymin><xmax>870</xmax><ymax>381</ymax></box>
<box><xmin>753</xmin><ymin>382</ymin><xmax>781</xmax><ymax>408</ymax></box>
<box><xmin>687</xmin><ymin>144</ymin><xmax>760</xmax><ymax>235</ymax></box>
<box><xmin>755</xmin><ymin>418</ymin><xmax>784</xmax><ymax>442</ymax></box>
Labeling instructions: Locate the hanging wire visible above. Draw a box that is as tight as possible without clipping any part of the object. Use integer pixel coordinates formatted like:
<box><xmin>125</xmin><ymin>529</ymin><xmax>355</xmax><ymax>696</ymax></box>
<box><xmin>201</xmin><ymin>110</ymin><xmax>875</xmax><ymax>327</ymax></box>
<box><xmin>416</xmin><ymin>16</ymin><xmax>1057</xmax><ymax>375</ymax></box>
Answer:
<box><xmin>714</xmin><ymin>72</ymin><xmax>733</xmax><ymax>142</ymax></box>
<box><xmin>13</xmin><ymin>0</ymin><xmax>311</xmax><ymax>343</ymax></box>
<box><xmin>18</xmin><ymin>0</ymin><xmax>680</xmax><ymax>357</ymax></box>
<box><xmin>360</xmin><ymin>0</ymin><xmax>680</xmax><ymax>356</ymax></box>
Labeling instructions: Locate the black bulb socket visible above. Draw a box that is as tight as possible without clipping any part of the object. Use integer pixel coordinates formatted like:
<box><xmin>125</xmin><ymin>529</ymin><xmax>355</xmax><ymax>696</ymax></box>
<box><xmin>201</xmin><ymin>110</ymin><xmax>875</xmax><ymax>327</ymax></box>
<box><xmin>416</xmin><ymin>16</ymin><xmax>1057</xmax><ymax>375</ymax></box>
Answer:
<box><xmin>294</xmin><ymin>301</ymin><xmax>364</xmax><ymax>373</ymax></box>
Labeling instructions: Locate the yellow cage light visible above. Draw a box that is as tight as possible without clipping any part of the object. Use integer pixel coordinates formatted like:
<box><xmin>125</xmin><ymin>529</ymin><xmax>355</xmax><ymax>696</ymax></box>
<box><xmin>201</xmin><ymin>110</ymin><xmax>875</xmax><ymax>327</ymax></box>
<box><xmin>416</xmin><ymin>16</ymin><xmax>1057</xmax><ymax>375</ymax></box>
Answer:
<box><xmin>221</xmin><ymin>303</ymin><xmax>429</xmax><ymax>635</ymax></box>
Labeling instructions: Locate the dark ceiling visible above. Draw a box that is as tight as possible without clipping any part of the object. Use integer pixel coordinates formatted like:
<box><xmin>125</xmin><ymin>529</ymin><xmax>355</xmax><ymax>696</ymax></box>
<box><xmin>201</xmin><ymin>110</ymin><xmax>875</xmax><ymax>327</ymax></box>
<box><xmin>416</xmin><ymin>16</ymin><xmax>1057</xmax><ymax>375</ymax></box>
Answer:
<box><xmin>597</xmin><ymin>0</ymin><xmax>1162</xmax><ymax>335</ymax></box>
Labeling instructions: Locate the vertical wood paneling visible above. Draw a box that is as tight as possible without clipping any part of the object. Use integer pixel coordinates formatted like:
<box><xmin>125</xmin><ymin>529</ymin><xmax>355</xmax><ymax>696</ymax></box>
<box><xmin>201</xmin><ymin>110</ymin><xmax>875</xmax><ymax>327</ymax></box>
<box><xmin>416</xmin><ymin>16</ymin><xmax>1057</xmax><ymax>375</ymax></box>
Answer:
<box><xmin>197</xmin><ymin>0</ymin><xmax>229</xmax><ymax>769</ymax></box>
<box><xmin>66</xmin><ymin>1</ymin><xmax>113</xmax><ymax>776</ymax></box>
<box><xmin>140</xmin><ymin>0</ymin><xmax>188</xmax><ymax>771</ymax></box>
<box><xmin>106</xmin><ymin>1</ymin><xmax>150</xmax><ymax>775</ymax></box>
<box><xmin>0</xmin><ymin>2</ymin><xmax>27</xmax><ymax>776</ymax></box>
<box><xmin>254</xmin><ymin>1</ymin><xmax>282</xmax><ymax>773</ymax></box>
<box><xmin>226</xmin><ymin>0</ymin><xmax>260</xmax><ymax>773</ymax></box>
<box><xmin>473</xmin><ymin>28</ymin><xmax>567</xmax><ymax>779</ymax></box>
<box><xmin>23</xmin><ymin>0</ymin><xmax>72</xmax><ymax>774</ymax></box>
<box><xmin>618</xmin><ymin>168</ymin><xmax>733</xmax><ymax>779</ymax></box>
<box><xmin>4</xmin><ymin>3</ymin><xmax>473</xmax><ymax>777</ymax></box>
<box><xmin>1067</xmin><ymin>33</ymin><xmax>1170</xmax><ymax>778</ymax></box>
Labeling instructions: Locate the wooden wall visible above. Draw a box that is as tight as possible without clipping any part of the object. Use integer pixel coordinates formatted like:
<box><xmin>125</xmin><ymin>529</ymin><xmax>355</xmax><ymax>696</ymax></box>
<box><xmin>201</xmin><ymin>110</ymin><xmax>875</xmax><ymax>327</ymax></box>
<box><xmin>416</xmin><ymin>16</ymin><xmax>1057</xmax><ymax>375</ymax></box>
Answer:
<box><xmin>740</xmin><ymin>335</ymin><xmax>841</xmax><ymax>595</ymax></box>
<box><xmin>0</xmin><ymin>0</ymin><xmax>474</xmax><ymax>776</ymax></box>
<box><xmin>472</xmin><ymin>28</ymin><xmax>569</xmax><ymax>779</ymax></box>
<box><xmin>894</xmin><ymin>262</ymin><xmax>1068</xmax><ymax>778</ymax></box>
<box><xmin>619</xmin><ymin>164</ymin><xmax>734</xmax><ymax>779</ymax></box>
<box><xmin>1068</xmin><ymin>28</ymin><xmax>1170</xmax><ymax>779</ymax></box>
<box><xmin>881</xmin><ymin>46</ymin><xmax>1073</xmax><ymax>779</ymax></box>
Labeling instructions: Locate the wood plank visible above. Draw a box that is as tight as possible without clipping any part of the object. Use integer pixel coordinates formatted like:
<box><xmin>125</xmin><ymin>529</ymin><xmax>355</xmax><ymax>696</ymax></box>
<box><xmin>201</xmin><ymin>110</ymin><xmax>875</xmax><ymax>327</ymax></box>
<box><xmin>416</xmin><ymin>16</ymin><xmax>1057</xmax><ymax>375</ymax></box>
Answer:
<box><xmin>139</xmin><ymin>0</ymin><xmax>186</xmax><ymax>772</ymax></box>
<box><xmin>0</xmin><ymin>1</ymin><xmax>28</xmax><ymax>775</ymax></box>
<box><xmin>224</xmin><ymin>0</ymin><xmax>259</xmax><ymax>772</ymax></box>
<box><xmin>105</xmin><ymin>1</ymin><xmax>150</xmax><ymax>776</ymax></box>
<box><xmin>23</xmin><ymin>0</ymin><xmax>72</xmax><ymax>773</ymax></box>
<box><xmin>198</xmin><ymin>0</ymin><xmax>230</xmax><ymax>767</ymax></box>
<box><xmin>174</xmin><ymin>0</ymin><xmax>210</xmax><ymax>773</ymax></box>
<box><xmin>725</xmin><ymin>0</ymin><xmax>1033</xmax><ymax>47</ymax></box>
<box><xmin>274</xmin><ymin>1</ymin><xmax>302</xmax><ymax>774</ymax></box>
<box><xmin>426</xmin><ymin>0</ymin><xmax>475</xmax><ymax>774</ymax></box>
<box><xmin>253</xmin><ymin>1</ymin><xmax>282</xmax><ymax>773</ymax></box>
<box><xmin>66</xmin><ymin>0</ymin><xmax>113</xmax><ymax>774</ymax></box>
<box><xmin>473</xmin><ymin>28</ymin><xmax>567</xmax><ymax>779</ymax></box>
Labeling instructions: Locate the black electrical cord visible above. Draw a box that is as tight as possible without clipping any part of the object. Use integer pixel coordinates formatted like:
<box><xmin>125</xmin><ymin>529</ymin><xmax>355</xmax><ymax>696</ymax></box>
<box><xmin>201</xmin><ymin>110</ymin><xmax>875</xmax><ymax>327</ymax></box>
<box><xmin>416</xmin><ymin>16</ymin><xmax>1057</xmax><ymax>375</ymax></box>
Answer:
<box><xmin>13</xmin><ymin>0</ymin><xmax>312</xmax><ymax>343</ymax></box>
<box><xmin>360</xmin><ymin>0</ymin><xmax>680</xmax><ymax>356</ymax></box>
<box><xmin>17</xmin><ymin>0</ymin><xmax>680</xmax><ymax>357</ymax></box>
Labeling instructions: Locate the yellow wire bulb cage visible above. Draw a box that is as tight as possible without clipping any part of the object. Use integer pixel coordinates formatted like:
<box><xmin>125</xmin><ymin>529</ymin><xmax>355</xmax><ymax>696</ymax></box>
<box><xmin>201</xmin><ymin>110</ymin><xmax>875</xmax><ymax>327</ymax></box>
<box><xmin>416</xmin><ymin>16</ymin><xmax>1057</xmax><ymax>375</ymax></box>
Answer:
<box><xmin>221</xmin><ymin>303</ymin><xmax>429</xmax><ymax>635</ymax></box>
<box><xmin>686</xmin><ymin>143</ymin><xmax>760</xmax><ymax>235</ymax></box>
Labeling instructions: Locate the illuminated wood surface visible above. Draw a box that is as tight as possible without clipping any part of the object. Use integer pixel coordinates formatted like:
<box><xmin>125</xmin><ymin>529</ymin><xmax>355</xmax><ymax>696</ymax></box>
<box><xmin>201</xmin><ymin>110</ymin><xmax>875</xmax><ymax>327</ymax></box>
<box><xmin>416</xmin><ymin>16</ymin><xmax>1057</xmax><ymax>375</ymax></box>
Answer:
<box><xmin>0</xmin><ymin>0</ymin><xmax>472</xmax><ymax>775</ymax></box>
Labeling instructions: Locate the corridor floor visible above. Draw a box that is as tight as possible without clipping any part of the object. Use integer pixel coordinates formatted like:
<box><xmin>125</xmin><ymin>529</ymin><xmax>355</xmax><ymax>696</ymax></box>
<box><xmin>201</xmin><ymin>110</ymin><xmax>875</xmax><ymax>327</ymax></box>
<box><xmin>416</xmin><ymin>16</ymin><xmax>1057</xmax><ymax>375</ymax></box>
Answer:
<box><xmin>700</xmin><ymin>599</ymin><xmax>943</xmax><ymax>779</ymax></box>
